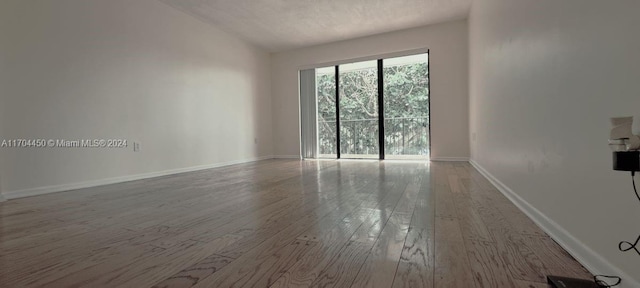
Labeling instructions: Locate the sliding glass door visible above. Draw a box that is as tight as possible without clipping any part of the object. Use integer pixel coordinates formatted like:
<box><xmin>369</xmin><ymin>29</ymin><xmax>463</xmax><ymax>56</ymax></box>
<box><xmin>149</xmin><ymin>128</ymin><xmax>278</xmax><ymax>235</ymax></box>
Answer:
<box><xmin>309</xmin><ymin>52</ymin><xmax>429</xmax><ymax>160</ymax></box>
<box><xmin>316</xmin><ymin>67</ymin><xmax>337</xmax><ymax>158</ymax></box>
<box><xmin>383</xmin><ymin>54</ymin><xmax>430</xmax><ymax>159</ymax></box>
<box><xmin>339</xmin><ymin>60</ymin><xmax>379</xmax><ymax>159</ymax></box>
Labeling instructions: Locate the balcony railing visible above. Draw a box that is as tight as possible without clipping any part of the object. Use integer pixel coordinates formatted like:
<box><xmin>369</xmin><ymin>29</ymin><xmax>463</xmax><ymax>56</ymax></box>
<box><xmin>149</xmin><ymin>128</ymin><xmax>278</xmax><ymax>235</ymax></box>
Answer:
<box><xmin>318</xmin><ymin>116</ymin><xmax>429</xmax><ymax>157</ymax></box>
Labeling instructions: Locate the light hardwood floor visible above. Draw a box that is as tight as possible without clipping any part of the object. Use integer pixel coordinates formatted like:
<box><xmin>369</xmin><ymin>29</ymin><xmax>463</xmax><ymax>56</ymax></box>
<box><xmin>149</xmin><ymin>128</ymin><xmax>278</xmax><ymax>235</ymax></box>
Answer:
<box><xmin>0</xmin><ymin>159</ymin><xmax>592</xmax><ymax>287</ymax></box>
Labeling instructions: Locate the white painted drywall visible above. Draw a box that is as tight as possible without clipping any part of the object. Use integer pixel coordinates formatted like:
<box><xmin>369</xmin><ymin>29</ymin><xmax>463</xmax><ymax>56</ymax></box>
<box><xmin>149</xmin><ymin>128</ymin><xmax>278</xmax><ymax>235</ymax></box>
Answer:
<box><xmin>469</xmin><ymin>0</ymin><xmax>640</xmax><ymax>285</ymax></box>
<box><xmin>271</xmin><ymin>20</ymin><xmax>469</xmax><ymax>159</ymax></box>
<box><xmin>0</xmin><ymin>16</ymin><xmax>5</xmax><ymax>200</ymax></box>
<box><xmin>157</xmin><ymin>0</ymin><xmax>470</xmax><ymax>52</ymax></box>
<box><xmin>0</xmin><ymin>0</ymin><xmax>273</xmax><ymax>195</ymax></box>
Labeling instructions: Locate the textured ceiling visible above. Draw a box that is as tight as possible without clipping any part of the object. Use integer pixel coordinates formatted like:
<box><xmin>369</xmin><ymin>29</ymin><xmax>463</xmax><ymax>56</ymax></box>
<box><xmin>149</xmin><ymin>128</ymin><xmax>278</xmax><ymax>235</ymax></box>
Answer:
<box><xmin>158</xmin><ymin>0</ymin><xmax>471</xmax><ymax>52</ymax></box>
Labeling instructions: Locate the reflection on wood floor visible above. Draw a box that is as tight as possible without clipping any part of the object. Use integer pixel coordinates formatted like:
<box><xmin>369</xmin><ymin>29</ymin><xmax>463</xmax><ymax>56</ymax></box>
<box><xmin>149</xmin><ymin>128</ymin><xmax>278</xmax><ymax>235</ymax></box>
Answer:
<box><xmin>0</xmin><ymin>159</ymin><xmax>591</xmax><ymax>287</ymax></box>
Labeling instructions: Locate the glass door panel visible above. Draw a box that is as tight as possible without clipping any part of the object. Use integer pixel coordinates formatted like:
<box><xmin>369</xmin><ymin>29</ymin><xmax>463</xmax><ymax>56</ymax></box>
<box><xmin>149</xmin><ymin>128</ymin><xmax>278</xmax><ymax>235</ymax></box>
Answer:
<box><xmin>383</xmin><ymin>54</ymin><xmax>429</xmax><ymax>159</ymax></box>
<box><xmin>339</xmin><ymin>60</ymin><xmax>379</xmax><ymax>159</ymax></box>
<box><xmin>316</xmin><ymin>66</ymin><xmax>337</xmax><ymax>158</ymax></box>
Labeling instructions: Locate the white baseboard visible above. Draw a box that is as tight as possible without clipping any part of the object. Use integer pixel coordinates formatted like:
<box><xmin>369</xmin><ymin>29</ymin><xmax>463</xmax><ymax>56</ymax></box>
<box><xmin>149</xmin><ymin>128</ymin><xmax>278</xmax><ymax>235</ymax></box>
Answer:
<box><xmin>430</xmin><ymin>157</ymin><xmax>469</xmax><ymax>162</ymax></box>
<box><xmin>273</xmin><ymin>155</ymin><xmax>301</xmax><ymax>159</ymax></box>
<box><xmin>2</xmin><ymin>155</ymin><xmax>274</xmax><ymax>200</ymax></box>
<box><xmin>469</xmin><ymin>159</ymin><xmax>640</xmax><ymax>288</ymax></box>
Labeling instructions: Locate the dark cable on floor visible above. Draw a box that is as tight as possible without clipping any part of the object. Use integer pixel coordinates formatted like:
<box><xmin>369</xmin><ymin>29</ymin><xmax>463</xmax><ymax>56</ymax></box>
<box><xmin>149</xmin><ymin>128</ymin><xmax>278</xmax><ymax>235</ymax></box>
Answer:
<box><xmin>594</xmin><ymin>275</ymin><xmax>622</xmax><ymax>287</ymax></box>
<box><xmin>618</xmin><ymin>171</ymin><xmax>640</xmax><ymax>255</ymax></box>
<box><xmin>619</xmin><ymin>235</ymin><xmax>640</xmax><ymax>255</ymax></box>
<box><xmin>592</xmin><ymin>172</ymin><xmax>640</xmax><ymax>287</ymax></box>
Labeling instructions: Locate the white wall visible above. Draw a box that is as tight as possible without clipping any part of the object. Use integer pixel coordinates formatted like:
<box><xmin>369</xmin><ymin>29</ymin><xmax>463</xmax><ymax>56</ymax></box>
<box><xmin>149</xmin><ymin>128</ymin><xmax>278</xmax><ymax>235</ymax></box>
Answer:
<box><xmin>271</xmin><ymin>20</ymin><xmax>469</xmax><ymax>159</ymax></box>
<box><xmin>469</xmin><ymin>0</ymin><xmax>640</xmax><ymax>285</ymax></box>
<box><xmin>0</xmin><ymin>17</ymin><xmax>6</xmax><ymax>200</ymax></box>
<box><xmin>0</xmin><ymin>0</ymin><xmax>273</xmax><ymax>197</ymax></box>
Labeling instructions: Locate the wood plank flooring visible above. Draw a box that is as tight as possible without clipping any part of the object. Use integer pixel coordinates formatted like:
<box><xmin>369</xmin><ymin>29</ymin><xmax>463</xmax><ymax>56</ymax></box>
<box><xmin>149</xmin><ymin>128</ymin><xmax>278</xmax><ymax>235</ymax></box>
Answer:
<box><xmin>0</xmin><ymin>159</ymin><xmax>592</xmax><ymax>287</ymax></box>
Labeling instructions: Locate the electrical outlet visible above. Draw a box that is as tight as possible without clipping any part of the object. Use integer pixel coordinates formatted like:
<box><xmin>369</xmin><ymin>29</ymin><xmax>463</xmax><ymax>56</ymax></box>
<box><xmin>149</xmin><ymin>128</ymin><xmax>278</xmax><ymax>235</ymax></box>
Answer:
<box><xmin>133</xmin><ymin>142</ymin><xmax>141</xmax><ymax>152</ymax></box>
<box><xmin>254</xmin><ymin>138</ymin><xmax>258</xmax><ymax>144</ymax></box>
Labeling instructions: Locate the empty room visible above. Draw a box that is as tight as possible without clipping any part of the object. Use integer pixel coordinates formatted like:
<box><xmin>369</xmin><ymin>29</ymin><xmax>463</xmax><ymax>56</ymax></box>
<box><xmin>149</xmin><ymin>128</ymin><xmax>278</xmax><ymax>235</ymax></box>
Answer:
<box><xmin>1</xmin><ymin>0</ymin><xmax>639</xmax><ymax>287</ymax></box>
